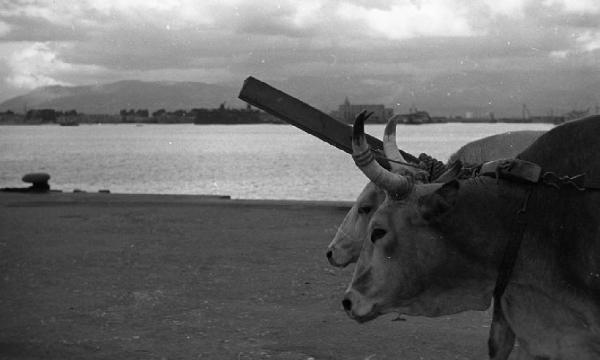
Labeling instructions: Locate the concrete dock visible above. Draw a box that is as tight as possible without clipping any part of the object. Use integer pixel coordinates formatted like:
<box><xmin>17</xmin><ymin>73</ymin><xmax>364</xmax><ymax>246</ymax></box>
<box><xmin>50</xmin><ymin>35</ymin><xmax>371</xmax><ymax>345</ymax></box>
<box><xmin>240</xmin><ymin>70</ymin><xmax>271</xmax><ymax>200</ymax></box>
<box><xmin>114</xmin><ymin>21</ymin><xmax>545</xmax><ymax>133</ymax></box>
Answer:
<box><xmin>0</xmin><ymin>192</ymin><xmax>500</xmax><ymax>359</ymax></box>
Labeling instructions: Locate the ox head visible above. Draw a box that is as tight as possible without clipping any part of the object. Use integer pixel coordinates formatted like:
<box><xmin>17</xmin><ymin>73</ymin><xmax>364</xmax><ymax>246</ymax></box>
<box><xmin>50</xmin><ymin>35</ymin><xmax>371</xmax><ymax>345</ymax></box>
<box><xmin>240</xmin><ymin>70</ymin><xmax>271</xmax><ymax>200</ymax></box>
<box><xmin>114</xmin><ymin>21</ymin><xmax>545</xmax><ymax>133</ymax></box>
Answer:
<box><xmin>326</xmin><ymin>115</ymin><xmax>429</xmax><ymax>267</ymax></box>
<box><xmin>343</xmin><ymin>111</ymin><xmax>493</xmax><ymax>322</ymax></box>
<box><xmin>326</xmin><ymin>182</ymin><xmax>385</xmax><ymax>267</ymax></box>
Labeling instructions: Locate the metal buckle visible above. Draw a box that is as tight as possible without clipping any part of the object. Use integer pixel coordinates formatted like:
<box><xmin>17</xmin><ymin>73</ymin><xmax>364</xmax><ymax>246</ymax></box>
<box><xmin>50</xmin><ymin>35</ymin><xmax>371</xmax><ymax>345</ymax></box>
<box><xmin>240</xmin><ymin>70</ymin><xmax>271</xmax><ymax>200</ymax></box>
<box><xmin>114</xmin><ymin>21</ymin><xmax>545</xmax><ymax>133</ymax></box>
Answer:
<box><xmin>497</xmin><ymin>159</ymin><xmax>542</xmax><ymax>183</ymax></box>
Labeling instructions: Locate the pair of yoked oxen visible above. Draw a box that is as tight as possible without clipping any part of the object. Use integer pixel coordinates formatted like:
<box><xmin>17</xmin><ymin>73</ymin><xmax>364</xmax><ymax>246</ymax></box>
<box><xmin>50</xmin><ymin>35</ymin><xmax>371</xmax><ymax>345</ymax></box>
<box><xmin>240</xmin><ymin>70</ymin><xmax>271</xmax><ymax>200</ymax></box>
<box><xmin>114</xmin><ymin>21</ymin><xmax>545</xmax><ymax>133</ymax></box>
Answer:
<box><xmin>326</xmin><ymin>112</ymin><xmax>600</xmax><ymax>359</ymax></box>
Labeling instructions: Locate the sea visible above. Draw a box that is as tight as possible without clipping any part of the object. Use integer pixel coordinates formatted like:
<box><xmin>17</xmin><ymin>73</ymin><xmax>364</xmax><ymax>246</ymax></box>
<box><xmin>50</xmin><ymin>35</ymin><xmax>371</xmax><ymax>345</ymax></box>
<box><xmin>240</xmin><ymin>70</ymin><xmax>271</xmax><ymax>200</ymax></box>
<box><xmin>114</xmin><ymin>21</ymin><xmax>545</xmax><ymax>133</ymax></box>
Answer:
<box><xmin>0</xmin><ymin>123</ymin><xmax>553</xmax><ymax>201</ymax></box>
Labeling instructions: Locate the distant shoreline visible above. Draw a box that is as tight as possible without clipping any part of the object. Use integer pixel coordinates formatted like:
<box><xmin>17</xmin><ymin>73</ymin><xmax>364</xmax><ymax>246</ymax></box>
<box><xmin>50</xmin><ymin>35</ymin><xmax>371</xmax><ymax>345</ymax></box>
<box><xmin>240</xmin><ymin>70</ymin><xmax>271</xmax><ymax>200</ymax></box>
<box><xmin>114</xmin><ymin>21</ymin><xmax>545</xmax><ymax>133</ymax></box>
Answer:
<box><xmin>0</xmin><ymin>122</ymin><xmax>289</xmax><ymax>126</ymax></box>
<box><xmin>0</xmin><ymin>106</ymin><xmax>576</xmax><ymax>125</ymax></box>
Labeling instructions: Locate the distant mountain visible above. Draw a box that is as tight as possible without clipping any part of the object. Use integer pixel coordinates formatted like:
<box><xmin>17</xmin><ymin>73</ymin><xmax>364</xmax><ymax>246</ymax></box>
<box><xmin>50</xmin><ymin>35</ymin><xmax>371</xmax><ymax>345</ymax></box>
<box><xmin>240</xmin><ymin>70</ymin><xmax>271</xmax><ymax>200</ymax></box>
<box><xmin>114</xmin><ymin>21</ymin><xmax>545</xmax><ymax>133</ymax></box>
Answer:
<box><xmin>0</xmin><ymin>80</ymin><xmax>246</xmax><ymax>114</ymax></box>
<box><xmin>2</xmin><ymin>75</ymin><xmax>598</xmax><ymax>118</ymax></box>
<box><xmin>261</xmin><ymin>73</ymin><xmax>600</xmax><ymax>118</ymax></box>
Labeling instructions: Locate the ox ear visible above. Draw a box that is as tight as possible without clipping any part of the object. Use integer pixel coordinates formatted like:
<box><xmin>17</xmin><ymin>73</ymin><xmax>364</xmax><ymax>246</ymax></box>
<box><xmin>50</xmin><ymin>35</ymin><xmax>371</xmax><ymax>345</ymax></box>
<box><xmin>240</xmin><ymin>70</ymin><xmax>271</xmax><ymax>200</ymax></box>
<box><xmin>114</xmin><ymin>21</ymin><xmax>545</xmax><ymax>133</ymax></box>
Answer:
<box><xmin>418</xmin><ymin>180</ymin><xmax>459</xmax><ymax>222</ymax></box>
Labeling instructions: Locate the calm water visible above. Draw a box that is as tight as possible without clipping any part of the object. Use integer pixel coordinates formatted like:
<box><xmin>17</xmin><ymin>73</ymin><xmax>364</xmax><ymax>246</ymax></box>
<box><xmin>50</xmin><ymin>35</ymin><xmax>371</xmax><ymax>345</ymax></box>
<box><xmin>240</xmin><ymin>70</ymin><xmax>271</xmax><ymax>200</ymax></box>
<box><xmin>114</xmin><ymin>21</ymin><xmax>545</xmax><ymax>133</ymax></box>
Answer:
<box><xmin>0</xmin><ymin>123</ymin><xmax>553</xmax><ymax>201</ymax></box>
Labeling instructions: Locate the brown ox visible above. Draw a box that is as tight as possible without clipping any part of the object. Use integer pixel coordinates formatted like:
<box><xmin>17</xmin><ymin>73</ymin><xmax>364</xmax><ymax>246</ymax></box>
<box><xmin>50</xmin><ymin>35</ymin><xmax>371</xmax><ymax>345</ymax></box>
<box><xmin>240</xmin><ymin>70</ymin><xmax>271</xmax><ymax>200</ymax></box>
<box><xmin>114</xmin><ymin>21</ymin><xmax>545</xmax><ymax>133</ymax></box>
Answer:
<box><xmin>343</xmin><ymin>113</ymin><xmax>600</xmax><ymax>359</ymax></box>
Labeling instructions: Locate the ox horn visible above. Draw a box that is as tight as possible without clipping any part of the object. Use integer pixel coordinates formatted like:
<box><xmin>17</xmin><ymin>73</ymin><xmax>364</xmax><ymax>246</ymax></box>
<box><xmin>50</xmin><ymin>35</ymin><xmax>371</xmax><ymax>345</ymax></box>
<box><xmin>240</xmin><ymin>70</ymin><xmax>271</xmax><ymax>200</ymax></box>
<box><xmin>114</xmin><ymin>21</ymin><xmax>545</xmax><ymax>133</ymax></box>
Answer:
<box><xmin>352</xmin><ymin>111</ymin><xmax>413</xmax><ymax>196</ymax></box>
<box><xmin>383</xmin><ymin>115</ymin><xmax>408</xmax><ymax>172</ymax></box>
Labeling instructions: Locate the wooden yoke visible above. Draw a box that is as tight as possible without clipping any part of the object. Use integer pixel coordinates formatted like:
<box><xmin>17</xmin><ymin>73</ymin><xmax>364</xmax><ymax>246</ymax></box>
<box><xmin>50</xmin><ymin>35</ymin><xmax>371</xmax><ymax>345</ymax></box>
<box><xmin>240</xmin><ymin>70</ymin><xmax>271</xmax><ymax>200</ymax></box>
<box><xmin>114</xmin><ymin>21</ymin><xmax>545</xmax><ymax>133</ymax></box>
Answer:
<box><xmin>238</xmin><ymin>76</ymin><xmax>419</xmax><ymax>168</ymax></box>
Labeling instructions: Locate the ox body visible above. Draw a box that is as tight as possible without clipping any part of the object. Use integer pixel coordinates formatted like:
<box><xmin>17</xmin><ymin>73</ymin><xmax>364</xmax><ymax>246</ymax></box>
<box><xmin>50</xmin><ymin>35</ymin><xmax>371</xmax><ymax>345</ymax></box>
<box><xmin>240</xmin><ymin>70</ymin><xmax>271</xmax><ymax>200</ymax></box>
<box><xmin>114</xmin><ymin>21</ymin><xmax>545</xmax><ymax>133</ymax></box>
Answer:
<box><xmin>343</xmin><ymin>114</ymin><xmax>600</xmax><ymax>359</ymax></box>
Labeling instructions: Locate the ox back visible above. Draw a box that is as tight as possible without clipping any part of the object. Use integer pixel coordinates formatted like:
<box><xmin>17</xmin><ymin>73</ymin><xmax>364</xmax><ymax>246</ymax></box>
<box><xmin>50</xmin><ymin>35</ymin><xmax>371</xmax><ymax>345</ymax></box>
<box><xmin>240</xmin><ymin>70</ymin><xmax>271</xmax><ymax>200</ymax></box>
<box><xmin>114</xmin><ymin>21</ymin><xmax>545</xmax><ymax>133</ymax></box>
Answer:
<box><xmin>448</xmin><ymin>130</ymin><xmax>545</xmax><ymax>167</ymax></box>
<box><xmin>516</xmin><ymin>116</ymin><xmax>600</xmax><ymax>298</ymax></box>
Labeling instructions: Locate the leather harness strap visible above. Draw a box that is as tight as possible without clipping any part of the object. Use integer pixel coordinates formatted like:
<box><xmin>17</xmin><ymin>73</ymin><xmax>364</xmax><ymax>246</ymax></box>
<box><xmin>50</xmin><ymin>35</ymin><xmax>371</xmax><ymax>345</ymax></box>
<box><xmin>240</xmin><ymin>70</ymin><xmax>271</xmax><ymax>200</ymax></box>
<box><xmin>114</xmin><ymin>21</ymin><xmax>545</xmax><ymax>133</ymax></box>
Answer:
<box><xmin>479</xmin><ymin>159</ymin><xmax>541</xmax><ymax>184</ymax></box>
<box><xmin>487</xmin><ymin>183</ymin><xmax>532</xmax><ymax>357</ymax></box>
<box><xmin>492</xmin><ymin>185</ymin><xmax>532</xmax><ymax>301</ymax></box>
<box><xmin>478</xmin><ymin>158</ymin><xmax>600</xmax><ymax>191</ymax></box>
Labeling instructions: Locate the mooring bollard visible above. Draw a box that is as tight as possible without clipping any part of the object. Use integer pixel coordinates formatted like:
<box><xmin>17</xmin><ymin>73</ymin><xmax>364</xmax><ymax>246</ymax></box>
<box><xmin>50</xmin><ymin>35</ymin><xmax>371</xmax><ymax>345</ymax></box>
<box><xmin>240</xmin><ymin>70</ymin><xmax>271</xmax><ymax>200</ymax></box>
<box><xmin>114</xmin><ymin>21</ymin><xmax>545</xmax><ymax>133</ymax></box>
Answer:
<box><xmin>22</xmin><ymin>172</ymin><xmax>51</xmax><ymax>192</ymax></box>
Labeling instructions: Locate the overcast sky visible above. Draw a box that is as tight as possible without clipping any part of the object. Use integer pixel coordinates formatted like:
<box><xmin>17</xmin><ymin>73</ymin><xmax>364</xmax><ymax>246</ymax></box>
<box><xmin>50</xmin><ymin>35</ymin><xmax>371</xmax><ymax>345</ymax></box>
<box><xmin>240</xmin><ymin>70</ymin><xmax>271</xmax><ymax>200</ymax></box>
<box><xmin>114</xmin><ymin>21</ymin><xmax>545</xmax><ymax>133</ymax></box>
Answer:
<box><xmin>1</xmin><ymin>0</ymin><xmax>599</xmax><ymax>115</ymax></box>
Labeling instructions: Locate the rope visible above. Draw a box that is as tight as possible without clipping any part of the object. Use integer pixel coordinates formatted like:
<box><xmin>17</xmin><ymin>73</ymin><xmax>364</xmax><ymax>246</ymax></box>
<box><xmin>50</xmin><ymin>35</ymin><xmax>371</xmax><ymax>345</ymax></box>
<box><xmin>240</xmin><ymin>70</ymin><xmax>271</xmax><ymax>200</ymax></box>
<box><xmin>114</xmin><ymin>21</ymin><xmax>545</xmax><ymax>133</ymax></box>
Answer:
<box><xmin>418</xmin><ymin>153</ymin><xmax>447</xmax><ymax>181</ymax></box>
<box><xmin>373</xmin><ymin>152</ymin><xmax>447</xmax><ymax>182</ymax></box>
<box><xmin>373</xmin><ymin>155</ymin><xmax>421</xmax><ymax>169</ymax></box>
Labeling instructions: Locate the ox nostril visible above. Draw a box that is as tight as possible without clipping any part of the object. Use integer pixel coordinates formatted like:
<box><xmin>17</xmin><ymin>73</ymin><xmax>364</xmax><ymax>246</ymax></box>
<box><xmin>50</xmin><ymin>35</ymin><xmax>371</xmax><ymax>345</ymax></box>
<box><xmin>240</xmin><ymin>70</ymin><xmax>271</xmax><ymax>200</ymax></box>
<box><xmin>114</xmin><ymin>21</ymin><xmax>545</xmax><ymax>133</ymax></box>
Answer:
<box><xmin>326</xmin><ymin>250</ymin><xmax>333</xmax><ymax>259</ymax></box>
<box><xmin>342</xmin><ymin>298</ymin><xmax>352</xmax><ymax>311</ymax></box>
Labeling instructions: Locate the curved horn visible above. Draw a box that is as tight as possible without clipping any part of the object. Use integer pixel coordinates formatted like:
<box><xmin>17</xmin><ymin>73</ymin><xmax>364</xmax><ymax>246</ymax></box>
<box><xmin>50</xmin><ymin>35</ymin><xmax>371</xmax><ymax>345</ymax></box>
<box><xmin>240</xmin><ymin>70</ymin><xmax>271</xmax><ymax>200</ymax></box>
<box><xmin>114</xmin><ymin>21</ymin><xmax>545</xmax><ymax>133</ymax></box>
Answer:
<box><xmin>352</xmin><ymin>111</ymin><xmax>412</xmax><ymax>196</ymax></box>
<box><xmin>383</xmin><ymin>116</ymin><xmax>408</xmax><ymax>172</ymax></box>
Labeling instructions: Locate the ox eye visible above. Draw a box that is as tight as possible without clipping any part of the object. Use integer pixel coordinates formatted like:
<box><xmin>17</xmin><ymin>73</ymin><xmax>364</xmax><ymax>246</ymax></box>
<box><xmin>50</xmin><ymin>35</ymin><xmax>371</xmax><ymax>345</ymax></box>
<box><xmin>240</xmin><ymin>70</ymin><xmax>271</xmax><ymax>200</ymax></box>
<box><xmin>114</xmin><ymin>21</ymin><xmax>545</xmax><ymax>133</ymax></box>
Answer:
<box><xmin>358</xmin><ymin>205</ymin><xmax>372</xmax><ymax>214</ymax></box>
<box><xmin>371</xmin><ymin>228</ymin><xmax>387</xmax><ymax>243</ymax></box>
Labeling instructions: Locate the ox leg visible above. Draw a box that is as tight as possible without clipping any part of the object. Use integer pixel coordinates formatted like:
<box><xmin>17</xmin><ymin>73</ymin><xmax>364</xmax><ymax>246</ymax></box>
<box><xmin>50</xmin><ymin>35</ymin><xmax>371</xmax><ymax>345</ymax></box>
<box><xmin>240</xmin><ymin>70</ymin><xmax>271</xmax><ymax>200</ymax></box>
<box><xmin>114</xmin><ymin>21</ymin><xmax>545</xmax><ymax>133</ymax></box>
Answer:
<box><xmin>488</xmin><ymin>302</ymin><xmax>516</xmax><ymax>360</ymax></box>
<box><xmin>488</xmin><ymin>307</ymin><xmax>549</xmax><ymax>360</ymax></box>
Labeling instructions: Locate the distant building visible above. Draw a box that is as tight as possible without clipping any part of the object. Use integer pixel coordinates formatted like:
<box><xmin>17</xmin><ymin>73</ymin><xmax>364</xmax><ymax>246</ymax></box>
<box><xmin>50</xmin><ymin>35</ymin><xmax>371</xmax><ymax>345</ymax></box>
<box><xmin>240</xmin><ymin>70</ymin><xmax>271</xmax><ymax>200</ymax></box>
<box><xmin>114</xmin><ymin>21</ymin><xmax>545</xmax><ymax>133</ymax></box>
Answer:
<box><xmin>331</xmin><ymin>97</ymin><xmax>393</xmax><ymax>123</ymax></box>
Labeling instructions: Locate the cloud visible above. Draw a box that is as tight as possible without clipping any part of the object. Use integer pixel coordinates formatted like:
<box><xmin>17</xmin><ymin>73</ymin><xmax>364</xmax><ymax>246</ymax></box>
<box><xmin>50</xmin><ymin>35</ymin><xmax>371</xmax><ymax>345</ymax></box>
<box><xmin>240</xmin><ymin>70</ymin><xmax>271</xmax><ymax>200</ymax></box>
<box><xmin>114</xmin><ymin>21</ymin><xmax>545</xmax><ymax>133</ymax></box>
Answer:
<box><xmin>481</xmin><ymin>0</ymin><xmax>528</xmax><ymax>17</ymax></box>
<box><xmin>4</xmin><ymin>42</ymin><xmax>103</xmax><ymax>90</ymax></box>
<box><xmin>576</xmin><ymin>30</ymin><xmax>600</xmax><ymax>51</ymax></box>
<box><xmin>4</xmin><ymin>43</ymin><xmax>68</xmax><ymax>89</ymax></box>
<box><xmin>545</xmin><ymin>29</ymin><xmax>600</xmax><ymax>59</ymax></box>
<box><xmin>336</xmin><ymin>1</ymin><xmax>478</xmax><ymax>40</ymax></box>
<box><xmin>0</xmin><ymin>0</ymin><xmax>599</xmax><ymax>113</ymax></box>
<box><xmin>234</xmin><ymin>1</ymin><xmax>325</xmax><ymax>37</ymax></box>
<box><xmin>543</xmin><ymin>0</ymin><xmax>600</xmax><ymax>14</ymax></box>
<box><xmin>1</xmin><ymin>0</ymin><xmax>215</xmax><ymax>29</ymax></box>
<box><xmin>549</xmin><ymin>50</ymin><xmax>569</xmax><ymax>59</ymax></box>
<box><xmin>120</xmin><ymin>67</ymin><xmax>236</xmax><ymax>85</ymax></box>
<box><xmin>0</xmin><ymin>17</ymin><xmax>85</xmax><ymax>42</ymax></box>
<box><xmin>0</xmin><ymin>21</ymin><xmax>10</xmax><ymax>37</ymax></box>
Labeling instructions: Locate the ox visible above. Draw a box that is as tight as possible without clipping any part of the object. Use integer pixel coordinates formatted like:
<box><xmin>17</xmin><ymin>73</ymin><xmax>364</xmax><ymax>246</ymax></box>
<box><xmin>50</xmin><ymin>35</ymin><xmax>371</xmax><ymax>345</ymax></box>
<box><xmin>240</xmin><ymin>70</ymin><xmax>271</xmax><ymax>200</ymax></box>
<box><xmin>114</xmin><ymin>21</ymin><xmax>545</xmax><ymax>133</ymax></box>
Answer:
<box><xmin>342</xmin><ymin>113</ymin><xmax>600</xmax><ymax>359</ymax></box>
<box><xmin>326</xmin><ymin>128</ymin><xmax>545</xmax><ymax>268</ymax></box>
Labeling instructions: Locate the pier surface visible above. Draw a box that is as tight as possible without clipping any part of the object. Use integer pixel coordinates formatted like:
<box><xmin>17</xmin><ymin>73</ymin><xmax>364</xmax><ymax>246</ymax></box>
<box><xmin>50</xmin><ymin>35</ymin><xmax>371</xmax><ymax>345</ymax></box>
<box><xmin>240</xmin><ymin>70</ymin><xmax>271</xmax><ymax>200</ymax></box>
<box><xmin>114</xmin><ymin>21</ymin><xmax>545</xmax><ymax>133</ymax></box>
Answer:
<box><xmin>1</xmin><ymin>193</ymin><xmax>505</xmax><ymax>359</ymax></box>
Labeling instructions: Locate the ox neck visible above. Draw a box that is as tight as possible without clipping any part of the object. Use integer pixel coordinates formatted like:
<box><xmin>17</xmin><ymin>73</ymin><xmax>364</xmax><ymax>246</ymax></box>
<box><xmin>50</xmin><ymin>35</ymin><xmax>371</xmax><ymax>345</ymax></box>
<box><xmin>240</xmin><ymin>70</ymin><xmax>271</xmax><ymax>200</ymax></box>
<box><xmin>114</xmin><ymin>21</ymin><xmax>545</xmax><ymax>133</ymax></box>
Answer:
<box><xmin>436</xmin><ymin>177</ymin><xmax>529</xmax><ymax>273</ymax></box>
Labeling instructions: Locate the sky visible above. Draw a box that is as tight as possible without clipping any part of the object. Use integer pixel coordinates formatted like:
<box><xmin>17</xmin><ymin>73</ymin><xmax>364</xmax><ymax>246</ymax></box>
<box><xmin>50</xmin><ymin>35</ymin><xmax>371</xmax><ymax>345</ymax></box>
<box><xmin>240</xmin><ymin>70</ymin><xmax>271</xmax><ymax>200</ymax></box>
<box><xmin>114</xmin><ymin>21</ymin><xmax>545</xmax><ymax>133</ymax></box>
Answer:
<box><xmin>1</xmin><ymin>0</ymin><xmax>599</xmax><ymax>116</ymax></box>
